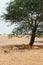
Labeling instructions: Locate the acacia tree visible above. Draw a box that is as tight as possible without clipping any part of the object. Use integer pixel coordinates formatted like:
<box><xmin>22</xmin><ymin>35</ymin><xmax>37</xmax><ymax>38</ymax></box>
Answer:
<box><xmin>3</xmin><ymin>0</ymin><xmax>43</xmax><ymax>47</ymax></box>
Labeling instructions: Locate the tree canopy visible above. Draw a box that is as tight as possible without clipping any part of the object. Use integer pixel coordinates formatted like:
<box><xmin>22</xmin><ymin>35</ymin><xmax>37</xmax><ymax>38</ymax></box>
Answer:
<box><xmin>4</xmin><ymin>0</ymin><xmax>43</xmax><ymax>22</ymax></box>
<box><xmin>3</xmin><ymin>0</ymin><xmax>43</xmax><ymax>35</ymax></box>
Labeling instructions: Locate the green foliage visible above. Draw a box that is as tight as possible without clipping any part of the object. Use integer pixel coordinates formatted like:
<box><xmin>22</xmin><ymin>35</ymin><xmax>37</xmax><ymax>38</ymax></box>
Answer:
<box><xmin>3</xmin><ymin>0</ymin><xmax>43</xmax><ymax>35</ymax></box>
<box><xmin>3</xmin><ymin>0</ymin><xmax>43</xmax><ymax>21</ymax></box>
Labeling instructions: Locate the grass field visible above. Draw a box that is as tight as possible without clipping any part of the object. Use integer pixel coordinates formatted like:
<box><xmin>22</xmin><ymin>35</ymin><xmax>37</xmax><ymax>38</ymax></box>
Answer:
<box><xmin>0</xmin><ymin>35</ymin><xmax>43</xmax><ymax>65</ymax></box>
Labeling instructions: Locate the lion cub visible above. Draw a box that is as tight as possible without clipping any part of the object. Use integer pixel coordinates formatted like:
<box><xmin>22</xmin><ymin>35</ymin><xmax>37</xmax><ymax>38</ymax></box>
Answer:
<box><xmin>22</xmin><ymin>44</ymin><xmax>32</xmax><ymax>49</ymax></box>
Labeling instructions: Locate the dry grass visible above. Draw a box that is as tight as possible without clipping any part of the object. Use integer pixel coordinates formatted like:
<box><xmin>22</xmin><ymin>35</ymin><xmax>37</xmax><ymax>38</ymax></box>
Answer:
<box><xmin>0</xmin><ymin>35</ymin><xmax>43</xmax><ymax>65</ymax></box>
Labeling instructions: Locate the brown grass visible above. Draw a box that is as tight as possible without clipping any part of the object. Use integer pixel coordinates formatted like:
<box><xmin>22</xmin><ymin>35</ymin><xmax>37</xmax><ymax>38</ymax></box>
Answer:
<box><xmin>0</xmin><ymin>35</ymin><xmax>43</xmax><ymax>65</ymax></box>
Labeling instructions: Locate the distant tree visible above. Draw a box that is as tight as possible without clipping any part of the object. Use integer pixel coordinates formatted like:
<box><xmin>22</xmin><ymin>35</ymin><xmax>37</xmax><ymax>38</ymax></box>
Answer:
<box><xmin>3</xmin><ymin>0</ymin><xmax>43</xmax><ymax>47</ymax></box>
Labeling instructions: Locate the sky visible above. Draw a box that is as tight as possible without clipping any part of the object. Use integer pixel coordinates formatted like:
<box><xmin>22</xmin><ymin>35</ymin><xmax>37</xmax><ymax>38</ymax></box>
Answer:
<box><xmin>0</xmin><ymin>0</ymin><xmax>16</xmax><ymax>34</ymax></box>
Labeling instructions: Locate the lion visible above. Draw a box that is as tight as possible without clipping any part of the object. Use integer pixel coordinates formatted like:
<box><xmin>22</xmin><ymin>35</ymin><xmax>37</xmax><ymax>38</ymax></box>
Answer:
<box><xmin>22</xmin><ymin>44</ymin><xmax>32</xmax><ymax>49</ymax></box>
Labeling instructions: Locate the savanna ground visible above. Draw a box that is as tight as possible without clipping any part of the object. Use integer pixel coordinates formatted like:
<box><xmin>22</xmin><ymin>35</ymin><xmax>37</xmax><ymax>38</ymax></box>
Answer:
<box><xmin>0</xmin><ymin>35</ymin><xmax>43</xmax><ymax>65</ymax></box>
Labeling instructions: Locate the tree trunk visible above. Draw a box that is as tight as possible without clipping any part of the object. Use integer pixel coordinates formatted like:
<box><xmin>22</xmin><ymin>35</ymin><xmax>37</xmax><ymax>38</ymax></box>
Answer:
<box><xmin>29</xmin><ymin>26</ymin><xmax>37</xmax><ymax>46</ymax></box>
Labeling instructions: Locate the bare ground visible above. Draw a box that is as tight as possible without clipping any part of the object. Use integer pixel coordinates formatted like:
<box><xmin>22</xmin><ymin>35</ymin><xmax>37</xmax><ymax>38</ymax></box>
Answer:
<box><xmin>0</xmin><ymin>35</ymin><xmax>43</xmax><ymax>65</ymax></box>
